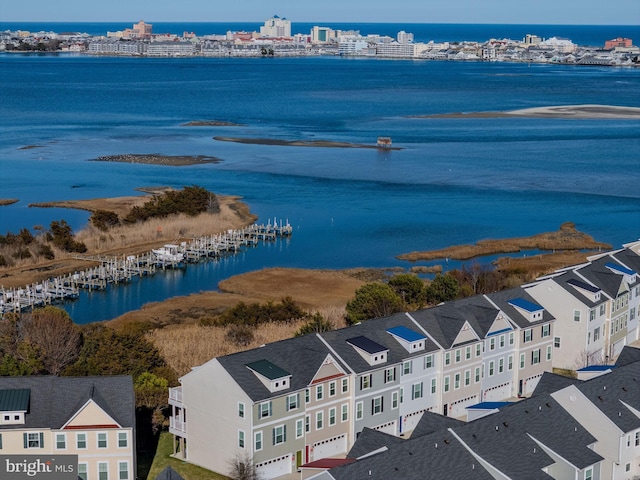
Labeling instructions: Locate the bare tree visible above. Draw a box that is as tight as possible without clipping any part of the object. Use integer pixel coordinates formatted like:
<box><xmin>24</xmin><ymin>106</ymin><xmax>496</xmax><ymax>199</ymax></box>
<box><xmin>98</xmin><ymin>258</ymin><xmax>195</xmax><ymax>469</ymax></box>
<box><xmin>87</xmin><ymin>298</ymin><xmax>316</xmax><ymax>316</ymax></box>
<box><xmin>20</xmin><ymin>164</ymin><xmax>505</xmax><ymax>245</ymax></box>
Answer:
<box><xmin>21</xmin><ymin>306</ymin><xmax>81</xmax><ymax>375</ymax></box>
<box><xmin>228</xmin><ymin>452</ymin><xmax>261</xmax><ymax>480</ymax></box>
<box><xmin>573</xmin><ymin>348</ymin><xmax>606</xmax><ymax>370</ymax></box>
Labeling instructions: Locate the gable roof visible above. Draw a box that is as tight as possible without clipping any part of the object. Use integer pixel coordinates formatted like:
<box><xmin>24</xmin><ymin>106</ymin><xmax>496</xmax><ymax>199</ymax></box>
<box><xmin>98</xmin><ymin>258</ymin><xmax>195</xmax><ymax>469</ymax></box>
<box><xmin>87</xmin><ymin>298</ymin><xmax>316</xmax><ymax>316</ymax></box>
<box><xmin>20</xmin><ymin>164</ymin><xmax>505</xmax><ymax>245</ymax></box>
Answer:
<box><xmin>410</xmin><ymin>410</ymin><xmax>465</xmax><ymax>438</ymax></box>
<box><xmin>0</xmin><ymin>376</ymin><xmax>134</xmax><ymax>430</ymax></box>
<box><xmin>346</xmin><ymin>427</ymin><xmax>405</xmax><ymax>459</ymax></box>
<box><xmin>532</xmin><ymin>372</ymin><xmax>581</xmax><ymax>396</ymax></box>
<box><xmin>153</xmin><ymin>466</ymin><xmax>185</xmax><ymax>480</ymax></box>
<box><xmin>615</xmin><ymin>345</ymin><xmax>640</xmax><ymax>367</ymax></box>
<box><xmin>575</xmin><ymin>256</ymin><xmax>628</xmax><ymax>299</ymax></box>
<box><xmin>217</xmin><ymin>333</ymin><xmax>348</xmax><ymax>402</ymax></box>
<box><xmin>485</xmin><ymin>287</ymin><xmax>554</xmax><ymax>328</ymax></box>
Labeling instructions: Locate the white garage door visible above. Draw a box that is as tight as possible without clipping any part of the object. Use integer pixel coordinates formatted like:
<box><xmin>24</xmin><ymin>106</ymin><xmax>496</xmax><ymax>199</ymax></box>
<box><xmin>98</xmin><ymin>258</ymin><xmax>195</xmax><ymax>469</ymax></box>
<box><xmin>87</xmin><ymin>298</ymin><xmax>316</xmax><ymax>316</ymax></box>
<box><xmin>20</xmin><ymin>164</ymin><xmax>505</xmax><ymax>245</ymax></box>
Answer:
<box><xmin>627</xmin><ymin>328</ymin><xmax>638</xmax><ymax>344</ymax></box>
<box><xmin>524</xmin><ymin>374</ymin><xmax>542</xmax><ymax>395</ymax></box>
<box><xmin>401</xmin><ymin>411</ymin><xmax>424</xmax><ymax>434</ymax></box>
<box><xmin>256</xmin><ymin>454</ymin><xmax>292</xmax><ymax>479</ymax></box>
<box><xmin>373</xmin><ymin>420</ymin><xmax>397</xmax><ymax>436</ymax></box>
<box><xmin>483</xmin><ymin>383</ymin><xmax>511</xmax><ymax>402</ymax></box>
<box><xmin>450</xmin><ymin>395</ymin><xmax>479</xmax><ymax>418</ymax></box>
<box><xmin>313</xmin><ymin>434</ymin><xmax>347</xmax><ymax>460</ymax></box>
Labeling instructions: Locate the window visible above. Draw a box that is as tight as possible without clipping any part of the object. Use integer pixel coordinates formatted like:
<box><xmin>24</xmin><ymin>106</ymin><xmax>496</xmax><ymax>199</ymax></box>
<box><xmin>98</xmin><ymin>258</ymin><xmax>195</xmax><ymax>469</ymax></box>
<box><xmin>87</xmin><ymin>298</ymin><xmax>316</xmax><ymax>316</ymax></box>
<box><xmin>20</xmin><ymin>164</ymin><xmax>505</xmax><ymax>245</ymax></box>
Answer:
<box><xmin>392</xmin><ymin>391</ymin><xmax>399</xmax><ymax>409</ymax></box>
<box><xmin>476</xmin><ymin>344</ymin><xmax>481</xmax><ymax>357</ymax></box>
<box><xmin>465</xmin><ymin>346</ymin><xmax>471</xmax><ymax>360</ymax></box>
<box><xmin>474</xmin><ymin>367</ymin><xmax>481</xmax><ymax>383</ymax></box>
<box><xmin>78</xmin><ymin>464</ymin><xmax>87</xmax><ymax>480</ymax></box>
<box><xmin>600</xmin><ymin>304</ymin><xmax>605</xmax><ymax>316</ymax></box>
<box><xmin>238</xmin><ymin>430</ymin><xmax>245</xmax><ymax>449</ymax></box>
<box><xmin>532</xmin><ymin>349</ymin><xmax>541</xmax><ymax>365</ymax></box>
<box><xmin>520</xmin><ymin>353</ymin><xmax>525</xmax><ymax>369</ymax></box>
<box><xmin>509</xmin><ymin>332</ymin><xmax>514</xmax><ymax>345</ymax></box>
<box><xmin>316</xmin><ymin>411</ymin><xmax>323</xmax><ymax>429</ymax></box>
<box><xmin>305</xmin><ymin>388</ymin><xmax>310</xmax><ymax>403</ymax></box>
<box><xmin>400</xmin><ymin>387</ymin><xmax>404</xmax><ymax>404</ymax></box>
<box><xmin>431</xmin><ymin>378</ymin><xmax>437</xmax><ymax>394</ymax></box>
<box><xmin>546</xmin><ymin>345</ymin><xmax>552</xmax><ymax>361</ymax></box>
<box><xmin>287</xmin><ymin>393</ymin><xmax>299</xmax><ymax>411</ymax></box>
<box><xmin>425</xmin><ymin>355</ymin><xmax>433</xmax><ymax>369</ymax></box>
<box><xmin>273</xmin><ymin>425</ymin><xmax>286</xmax><ymax>445</ymax></box>
<box><xmin>25</xmin><ymin>432</ymin><xmax>43</xmax><ymax>449</ymax></box>
<box><xmin>341</xmin><ymin>378</ymin><xmax>349</xmax><ymax>393</ymax></box>
<box><xmin>403</xmin><ymin>361</ymin><xmax>413</xmax><ymax>375</ymax></box>
<box><xmin>489</xmin><ymin>361</ymin><xmax>495</xmax><ymax>376</ymax></box>
<box><xmin>238</xmin><ymin>402</ymin><xmax>245</xmax><ymax>418</ymax></box>
<box><xmin>499</xmin><ymin>335</ymin><xmax>505</xmax><ymax>348</ymax></box>
<box><xmin>594</xmin><ymin>327</ymin><xmax>600</xmax><ymax>341</ymax></box>
<box><xmin>385</xmin><ymin>367</ymin><xmax>396</xmax><ymax>383</ymax></box>
<box><xmin>259</xmin><ymin>401</ymin><xmax>272</xmax><ymax>419</ymax></box>
<box><xmin>541</xmin><ymin>324</ymin><xmax>550</xmax><ymax>337</ymax></box>
<box><xmin>316</xmin><ymin>385</ymin><xmax>324</xmax><ymax>401</ymax></box>
<box><xmin>589</xmin><ymin>309</ymin><xmax>595</xmax><ymax>321</ymax></box>
<box><xmin>356</xmin><ymin>402</ymin><xmax>363</xmax><ymax>420</ymax></box>
<box><xmin>76</xmin><ymin>433</ymin><xmax>87</xmax><ymax>449</ymax></box>
<box><xmin>360</xmin><ymin>375</ymin><xmax>372</xmax><ymax>390</ymax></box>
<box><xmin>464</xmin><ymin>370</ymin><xmax>470</xmax><ymax>386</ymax></box>
<box><xmin>573</xmin><ymin>310</ymin><xmax>581</xmax><ymax>322</ymax></box>
<box><xmin>372</xmin><ymin>396</ymin><xmax>383</xmax><ymax>415</ymax></box>
<box><xmin>412</xmin><ymin>382</ymin><xmax>423</xmax><ymax>399</ymax></box>
<box><xmin>329</xmin><ymin>407</ymin><xmax>336</xmax><ymax>426</ymax></box>
<box><xmin>255</xmin><ymin>431</ymin><xmax>263</xmax><ymax>451</ymax></box>
<box><xmin>498</xmin><ymin>358</ymin><xmax>504</xmax><ymax>373</ymax></box>
<box><xmin>524</xmin><ymin>330</ymin><xmax>532</xmax><ymax>343</ymax></box>
<box><xmin>118</xmin><ymin>462</ymin><xmax>129</xmax><ymax>480</ymax></box>
<box><xmin>341</xmin><ymin>403</ymin><xmax>348</xmax><ymax>422</ymax></box>
<box><xmin>455</xmin><ymin>349</ymin><xmax>461</xmax><ymax>363</ymax></box>
<box><xmin>554</xmin><ymin>337</ymin><xmax>561</xmax><ymax>348</ymax></box>
<box><xmin>489</xmin><ymin>338</ymin><xmax>496</xmax><ymax>351</ymax></box>
<box><xmin>635</xmin><ymin>431</ymin><xmax>640</xmax><ymax>446</ymax></box>
<box><xmin>296</xmin><ymin>419</ymin><xmax>304</xmax><ymax>438</ymax></box>
<box><xmin>56</xmin><ymin>433</ymin><xmax>66</xmax><ymax>450</ymax></box>
<box><xmin>98</xmin><ymin>462</ymin><xmax>108</xmax><ymax>480</ymax></box>
<box><xmin>454</xmin><ymin>373</ymin><xmax>460</xmax><ymax>389</ymax></box>
<box><xmin>97</xmin><ymin>432</ymin><xmax>107</xmax><ymax>449</ymax></box>
<box><xmin>305</xmin><ymin>415</ymin><xmax>310</xmax><ymax>433</ymax></box>
<box><xmin>444</xmin><ymin>376</ymin><xmax>450</xmax><ymax>392</ymax></box>
<box><xmin>508</xmin><ymin>355</ymin><xmax>513</xmax><ymax>371</ymax></box>
<box><xmin>445</xmin><ymin>352</ymin><xmax>451</xmax><ymax>366</ymax></box>
<box><xmin>118</xmin><ymin>431</ymin><xmax>128</xmax><ymax>448</ymax></box>
<box><xmin>329</xmin><ymin>381</ymin><xmax>336</xmax><ymax>396</ymax></box>
<box><xmin>584</xmin><ymin>468</ymin><xmax>593</xmax><ymax>480</ymax></box>
<box><xmin>631</xmin><ymin>307</ymin><xmax>636</xmax><ymax>320</ymax></box>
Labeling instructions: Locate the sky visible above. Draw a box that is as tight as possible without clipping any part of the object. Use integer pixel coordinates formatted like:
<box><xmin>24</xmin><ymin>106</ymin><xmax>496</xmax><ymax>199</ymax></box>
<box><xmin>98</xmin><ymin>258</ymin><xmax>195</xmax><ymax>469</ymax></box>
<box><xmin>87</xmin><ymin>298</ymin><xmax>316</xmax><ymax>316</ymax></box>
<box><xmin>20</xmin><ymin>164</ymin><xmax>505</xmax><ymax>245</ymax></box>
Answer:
<box><xmin>1</xmin><ymin>0</ymin><xmax>639</xmax><ymax>25</ymax></box>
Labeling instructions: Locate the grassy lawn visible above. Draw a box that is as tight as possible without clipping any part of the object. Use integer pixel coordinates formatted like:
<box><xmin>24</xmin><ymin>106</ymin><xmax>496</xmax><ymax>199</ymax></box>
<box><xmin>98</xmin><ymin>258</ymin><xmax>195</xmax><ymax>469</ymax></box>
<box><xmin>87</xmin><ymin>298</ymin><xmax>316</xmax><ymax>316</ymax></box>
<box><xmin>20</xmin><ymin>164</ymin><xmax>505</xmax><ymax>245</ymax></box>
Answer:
<box><xmin>146</xmin><ymin>432</ymin><xmax>229</xmax><ymax>480</ymax></box>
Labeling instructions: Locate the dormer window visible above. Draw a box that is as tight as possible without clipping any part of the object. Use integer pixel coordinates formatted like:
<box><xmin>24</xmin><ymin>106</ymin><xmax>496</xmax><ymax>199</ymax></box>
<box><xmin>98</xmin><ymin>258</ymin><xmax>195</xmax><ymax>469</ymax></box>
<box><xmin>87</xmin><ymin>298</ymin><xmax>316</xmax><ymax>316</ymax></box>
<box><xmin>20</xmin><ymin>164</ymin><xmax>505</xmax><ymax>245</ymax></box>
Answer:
<box><xmin>387</xmin><ymin>326</ymin><xmax>427</xmax><ymax>353</ymax></box>
<box><xmin>605</xmin><ymin>262</ymin><xmax>637</xmax><ymax>284</ymax></box>
<box><xmin>566</xmin><ymin>278</ymin><xmax>602</xmax><ymax>303</ymax></box>
<box><xmin>346</xmin><ymin>336</ymin><xmax>389</xmax><ymax>366</ymax></box>
<box><xmin>508</xmin><ymin>297</ymin><xmax>544</xmax><ymax>322</ymax></box>
<box><xmin>0</xmin><ymin>388</ymin><xmax>29</xmax><ymax>425</ymax></box>
<box><xmin>246</xmin><ymin>360</ymin><xmax>292</xmax><ymax>393</ymax></box>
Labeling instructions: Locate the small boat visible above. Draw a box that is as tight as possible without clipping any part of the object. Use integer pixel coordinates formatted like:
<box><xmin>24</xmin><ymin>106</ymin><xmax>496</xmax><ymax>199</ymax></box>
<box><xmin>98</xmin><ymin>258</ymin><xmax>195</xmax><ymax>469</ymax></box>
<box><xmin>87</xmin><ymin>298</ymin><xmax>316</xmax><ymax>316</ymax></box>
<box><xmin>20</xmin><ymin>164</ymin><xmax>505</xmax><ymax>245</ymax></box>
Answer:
<box><xmin>152</xmin><ymin>244</ymin><xmax>185</xmax><ymax>263</ymax></box>
<box><xmin>377</xmin><ymin>136</ymin><xmax>392</xmax><ymax>148</ymax></box>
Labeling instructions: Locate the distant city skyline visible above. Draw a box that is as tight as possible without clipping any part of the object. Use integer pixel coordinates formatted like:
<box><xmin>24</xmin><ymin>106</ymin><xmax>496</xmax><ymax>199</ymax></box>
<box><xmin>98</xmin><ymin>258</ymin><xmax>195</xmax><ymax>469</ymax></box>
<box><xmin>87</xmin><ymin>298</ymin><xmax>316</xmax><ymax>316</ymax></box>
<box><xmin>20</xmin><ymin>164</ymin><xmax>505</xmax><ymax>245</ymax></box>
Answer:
<box><xmin>2</xmin><ymin>0</ymin><xmax>639</xmax><ymax>25</ymax></box>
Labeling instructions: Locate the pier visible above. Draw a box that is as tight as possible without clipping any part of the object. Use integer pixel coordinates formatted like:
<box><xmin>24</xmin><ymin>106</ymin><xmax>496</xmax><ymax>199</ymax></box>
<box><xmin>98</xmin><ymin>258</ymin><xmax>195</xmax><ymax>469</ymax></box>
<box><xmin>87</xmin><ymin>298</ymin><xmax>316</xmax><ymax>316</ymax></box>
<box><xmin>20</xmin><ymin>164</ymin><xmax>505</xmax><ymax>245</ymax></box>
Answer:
<box><xmin>0</xmin><ymin>218</ymin><xmax>292</xmax><ymax>317</ymax></box>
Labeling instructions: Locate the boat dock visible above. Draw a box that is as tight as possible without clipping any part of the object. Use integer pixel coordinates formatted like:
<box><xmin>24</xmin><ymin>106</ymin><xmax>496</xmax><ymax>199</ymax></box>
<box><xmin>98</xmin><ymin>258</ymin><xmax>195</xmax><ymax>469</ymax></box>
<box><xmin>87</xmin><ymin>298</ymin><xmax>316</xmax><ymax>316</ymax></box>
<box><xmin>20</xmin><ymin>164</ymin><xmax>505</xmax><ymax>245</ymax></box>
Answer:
<box><xmin>0</xmin><ymin>218</ymin><xmax>292</xmax><ymax>317</ymax></box>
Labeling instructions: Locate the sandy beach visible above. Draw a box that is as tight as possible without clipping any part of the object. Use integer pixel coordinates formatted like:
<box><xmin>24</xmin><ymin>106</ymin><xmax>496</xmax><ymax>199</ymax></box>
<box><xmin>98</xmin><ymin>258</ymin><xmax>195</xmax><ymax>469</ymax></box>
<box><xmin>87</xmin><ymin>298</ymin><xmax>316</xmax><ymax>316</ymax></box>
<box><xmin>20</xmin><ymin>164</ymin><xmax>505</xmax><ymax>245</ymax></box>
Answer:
<box><xmin>411</xmin><ymin>104</ymin><xmax>640</xmax><ymax>120</ymax></box>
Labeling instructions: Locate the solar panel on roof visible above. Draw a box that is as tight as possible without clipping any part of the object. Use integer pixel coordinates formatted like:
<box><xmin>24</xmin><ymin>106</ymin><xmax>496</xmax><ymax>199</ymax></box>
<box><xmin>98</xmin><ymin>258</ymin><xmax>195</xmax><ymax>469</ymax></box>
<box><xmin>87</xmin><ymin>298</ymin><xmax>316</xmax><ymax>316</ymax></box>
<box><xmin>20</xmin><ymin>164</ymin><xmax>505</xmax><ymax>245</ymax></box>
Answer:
<box><xmin>605</xmin><ymin>262</ymin><xmax>636</xmax><ymax>276</ymax></box>
<box><xmin>0</xmin><ymin>389</ymin><xmax>30</xmax><ymax>412</ymax></box>
<box><xmin>566</xmin><ymin>278</ymin><xmax>600</xmax><ymax>293</ymax></box>
<box><xmin>246</xmin><ymin>359</ymin><xmax>290</xmax><ymax>380</ymax></box>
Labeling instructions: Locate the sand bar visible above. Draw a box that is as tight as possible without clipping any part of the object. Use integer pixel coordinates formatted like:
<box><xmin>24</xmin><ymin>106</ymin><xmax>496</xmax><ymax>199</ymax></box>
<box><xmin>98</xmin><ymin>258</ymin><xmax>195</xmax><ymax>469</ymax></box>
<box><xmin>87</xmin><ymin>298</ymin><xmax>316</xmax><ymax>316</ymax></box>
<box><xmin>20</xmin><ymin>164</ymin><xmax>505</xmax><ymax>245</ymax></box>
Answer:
<box><xmin>91</xmin><ymin>154</ymin><xmax>222</xmax><ymax>166</ymax></box>
<box><xmin>214</xmin><ymin>136</ymin><xmax>402</xmax><ymax>150</ymax></box>
<box><xmin>411</xmin><ymin>104</ymin><xmax>640</xmax><ymax>120</ymax></box>
<box><xmin>181</xmin><ymin>120</ymin><xmax>244</xmax><ymax>127</ymax></box>
<box><xmin>397</xmin><ymin>222</ymin><xmax>611</xmax><ymax>262</ymax></box>
<box><xmin>0</xmin><ymin>199</ymin><xmax>19</xmax><ymax>207</ymax></box>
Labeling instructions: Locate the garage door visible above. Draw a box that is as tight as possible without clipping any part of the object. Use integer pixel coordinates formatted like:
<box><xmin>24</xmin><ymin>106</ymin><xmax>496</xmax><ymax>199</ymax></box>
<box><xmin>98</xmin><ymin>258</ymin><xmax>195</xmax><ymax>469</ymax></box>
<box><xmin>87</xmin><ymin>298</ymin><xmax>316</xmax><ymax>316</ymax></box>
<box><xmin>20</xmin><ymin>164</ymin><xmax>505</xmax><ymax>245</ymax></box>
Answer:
<box><xmin>256</xmin><ymin>453</ymin><xmax>292</xmax><ymax>479</ymax></box>
<box><xmin>524</xmin><ymin>374</ymin><xmax>542</xmax><ymax>395</ymax></box>
<box><xmin>627</xmin><ymin>328</ymin><xmax>638</xmax><ymax>344</ymax></box>
<box><xmin>450</xmin><ymin>395</ymin><xmax>479</xmax><ymax>418</ymax></box>
<box><xmin>313</xmin><ymin>434</ymin><xmax>347</xmax><ymax>460</ymax></box>
<box><xmin>373</xmin><ymin>420</ymin><xmax>397</xmax><ymax>436</ymax></box>
<box><xmin>401</xmin><ymin>410</ymin><xmax>424</xmax><ymax>434</ymax></box>
<box><xmin>483</xmin><ymin>382</ymin><xmax>511</xmax><ymax>402</ymax></box>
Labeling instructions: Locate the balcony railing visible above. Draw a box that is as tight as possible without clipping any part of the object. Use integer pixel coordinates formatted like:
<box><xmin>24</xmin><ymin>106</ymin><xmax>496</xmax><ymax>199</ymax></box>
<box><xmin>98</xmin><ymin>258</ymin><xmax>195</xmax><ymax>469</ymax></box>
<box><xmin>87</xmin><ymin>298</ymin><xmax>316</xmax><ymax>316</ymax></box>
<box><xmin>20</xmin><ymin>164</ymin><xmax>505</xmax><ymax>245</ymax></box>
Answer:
<box><xmin>169</xmin><ymin>417</ymin><xmax>186</xmax><ymax>435</ymax></box>
<box><xmin>169</xmin><ymin>386</ymin><xmax>183</xmax><ymax>403</ymax></box>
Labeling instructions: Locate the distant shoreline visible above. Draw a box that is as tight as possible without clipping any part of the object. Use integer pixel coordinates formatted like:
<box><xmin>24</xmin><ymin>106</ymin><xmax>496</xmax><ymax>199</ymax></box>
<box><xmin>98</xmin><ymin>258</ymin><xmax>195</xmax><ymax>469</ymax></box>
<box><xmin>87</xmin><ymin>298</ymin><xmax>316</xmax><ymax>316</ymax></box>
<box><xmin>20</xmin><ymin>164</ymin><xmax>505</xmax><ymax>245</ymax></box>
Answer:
<box><xmin>410</xmin><ymin>104</ymin><xmax>640</xmax><ymax>120</ymax></box>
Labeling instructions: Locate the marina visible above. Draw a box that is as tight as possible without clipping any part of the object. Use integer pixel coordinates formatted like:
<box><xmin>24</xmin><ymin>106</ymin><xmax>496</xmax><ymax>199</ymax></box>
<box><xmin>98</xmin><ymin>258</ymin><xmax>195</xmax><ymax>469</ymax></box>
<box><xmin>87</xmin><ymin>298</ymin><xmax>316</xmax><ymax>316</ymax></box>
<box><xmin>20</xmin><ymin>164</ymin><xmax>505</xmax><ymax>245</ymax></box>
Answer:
<box><xmin>0</xmin><ymin>219</ymin><xmax>292</xmax><ymax>316</ymax></box>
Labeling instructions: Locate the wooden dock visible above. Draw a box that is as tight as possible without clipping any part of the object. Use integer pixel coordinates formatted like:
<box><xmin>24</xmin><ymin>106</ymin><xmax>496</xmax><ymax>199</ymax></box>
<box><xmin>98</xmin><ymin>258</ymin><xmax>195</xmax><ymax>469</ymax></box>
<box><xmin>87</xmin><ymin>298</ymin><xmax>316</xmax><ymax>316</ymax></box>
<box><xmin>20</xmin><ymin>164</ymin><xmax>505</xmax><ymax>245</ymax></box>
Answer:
<box><xmin>0</xmin><ymin>219</ymin><xmax>292</xmax><ymax>317</ymax></box>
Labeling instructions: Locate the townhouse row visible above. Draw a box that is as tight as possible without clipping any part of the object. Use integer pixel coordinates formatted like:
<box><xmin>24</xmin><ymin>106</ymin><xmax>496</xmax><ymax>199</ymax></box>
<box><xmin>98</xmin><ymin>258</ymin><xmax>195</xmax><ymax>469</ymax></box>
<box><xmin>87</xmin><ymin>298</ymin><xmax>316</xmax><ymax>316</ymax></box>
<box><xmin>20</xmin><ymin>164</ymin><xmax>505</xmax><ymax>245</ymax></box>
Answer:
<box><xmin>168</xmin><ymin>240</ymin><xmax>640</xmax><ymax>480</ymax></box>
<box><xmin>316</xmin><ymin>346</ymin><xmax>640</xmax><ymax>480</ymax></box>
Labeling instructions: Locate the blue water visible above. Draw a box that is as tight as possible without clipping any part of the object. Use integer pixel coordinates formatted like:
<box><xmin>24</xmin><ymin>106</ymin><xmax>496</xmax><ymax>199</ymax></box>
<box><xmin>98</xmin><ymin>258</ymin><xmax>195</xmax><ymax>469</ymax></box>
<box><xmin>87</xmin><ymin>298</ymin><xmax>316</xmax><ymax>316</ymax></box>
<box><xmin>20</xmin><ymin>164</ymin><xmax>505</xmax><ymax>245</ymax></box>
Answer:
<box><xmin>0</xmin><ymin>28</ymin><xmax>639</xmax><ymax>322</ymax></box>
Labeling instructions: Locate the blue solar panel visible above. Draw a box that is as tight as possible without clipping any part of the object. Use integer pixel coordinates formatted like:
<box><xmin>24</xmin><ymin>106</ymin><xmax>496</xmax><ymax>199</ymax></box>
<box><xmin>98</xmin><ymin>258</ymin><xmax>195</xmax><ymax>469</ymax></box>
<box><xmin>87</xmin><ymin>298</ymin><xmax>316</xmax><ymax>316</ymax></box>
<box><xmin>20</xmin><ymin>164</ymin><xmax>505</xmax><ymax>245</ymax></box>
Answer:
<box><xmin>508</xmin><ymin>297</ymin><xmax>543</xmax><ymax>313</ymax></box>
<box><xmin>346</xmin><ymin>336</ymin><xmax>388</xmax><ymax>354</ymax></box>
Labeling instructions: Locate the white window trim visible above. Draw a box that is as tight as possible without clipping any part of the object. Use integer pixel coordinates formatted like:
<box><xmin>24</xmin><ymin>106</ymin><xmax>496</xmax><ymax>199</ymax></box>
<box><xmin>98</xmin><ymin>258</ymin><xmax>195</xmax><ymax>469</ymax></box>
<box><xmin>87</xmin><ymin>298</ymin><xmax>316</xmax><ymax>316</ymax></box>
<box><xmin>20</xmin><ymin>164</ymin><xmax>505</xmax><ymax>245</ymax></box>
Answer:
<box><xmin>118</xmin><ymin>461</ymin><xmax>130</xmax><ymax>480</ymax></box>
<box><xmin>55</xmin><ymin>433</ymin><xmax>66</xmax><ymax>450</ymax></box>
<box><xmin>96</xmin><ymin>432</ymin><xmax>108</xmax><ymax>449</ymax></box>
<box><xmin>117</xmin><ymin>431</ymin><xmax>129</xmax><ymax>449</ymax></box>
<box><xmin>98</xmin><ymin>462</ymin><xmax>109</xmax><ymax>480</ymax></box>
<box><xmin>76</xmin><ymin>432</ymin><xmax>87</xmax><ymax>449</ymax></box>
<box><xmin>254</xmin><ymin>431</ymin><xmax>263</xmax><ymax>451</ymax></box>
